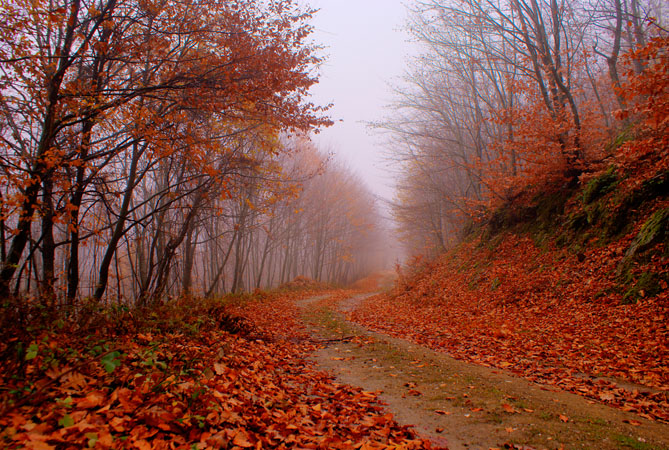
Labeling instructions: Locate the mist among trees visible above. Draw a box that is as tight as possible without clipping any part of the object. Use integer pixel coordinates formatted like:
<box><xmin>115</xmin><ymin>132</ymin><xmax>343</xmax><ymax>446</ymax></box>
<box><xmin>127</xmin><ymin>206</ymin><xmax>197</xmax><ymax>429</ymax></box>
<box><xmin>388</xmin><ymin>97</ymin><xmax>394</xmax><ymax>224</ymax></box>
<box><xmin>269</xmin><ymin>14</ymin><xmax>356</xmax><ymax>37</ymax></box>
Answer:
<box><xmin>0</xmin><ymin>0</ymin><xmax>391</xmax><ymax>306</ymax></box>
<box><xmin>382</xmin><ymin>0</ymin><xmax>666</xmax><ymax>255</ymax></box>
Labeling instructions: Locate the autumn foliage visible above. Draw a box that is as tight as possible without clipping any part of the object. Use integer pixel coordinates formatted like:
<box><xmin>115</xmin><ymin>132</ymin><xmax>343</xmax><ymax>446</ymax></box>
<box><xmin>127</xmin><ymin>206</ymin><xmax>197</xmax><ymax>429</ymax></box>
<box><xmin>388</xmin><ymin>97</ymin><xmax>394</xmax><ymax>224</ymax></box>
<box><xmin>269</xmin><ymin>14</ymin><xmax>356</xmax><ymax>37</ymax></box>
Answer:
<box><xmin>352</xmin><ymin>230</ymin><xmax>668</xmax><ymax>422</ymax></box>
<box><xmin>0</xmin><ymin>290</ymin><xmax>439</xmax><ymax>449</ymax></box>
<box><xmin>387</xmin><ymin>0</ymin><xmax>667</xmax><ymax>255</ymax></box>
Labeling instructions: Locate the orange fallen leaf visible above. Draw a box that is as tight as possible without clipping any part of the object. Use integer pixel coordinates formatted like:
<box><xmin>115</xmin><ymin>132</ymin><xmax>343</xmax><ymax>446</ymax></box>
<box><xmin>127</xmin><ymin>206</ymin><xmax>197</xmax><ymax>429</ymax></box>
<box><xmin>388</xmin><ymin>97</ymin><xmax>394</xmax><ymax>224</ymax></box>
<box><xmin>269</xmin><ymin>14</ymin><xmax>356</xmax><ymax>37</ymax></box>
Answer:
<box><xmin>232</xmin><ymin>430</ymin><xmax>254</xmax><ymax>448</ymax></box>
<box><xmin>134</xmin><ymin>440</ymin><xmax>152</xmax><ymax>450</ymax></box>
<box><xmin>435</xmin><ymin>410</ymin><xmax>452</xmax><ymax>415</ymax></box>
<box><xmin>77</xmin><ymin>390</ymin><xmax>106</xmax><ymax>409</ymax></box>
<box><xmin>24</xmin><ymin>441</ymin><xmax>55</xmax><ymax>450</ymax></box>
<box><xmin>623</xmin><ymin>419</ymin><xmax>642</xmax><ymax>426</ymax></box>
<box><xmin>214</xmin><ymin>362</ymin><xmax>226</xmax><ymax>375</ymax></box>
<box><xmin>501</xmin><ymin>403</ymin><xmax>517</xmax><ymax>413</ymax></box>
<box><xmin>559</xmin><ymin>414</ymin><xmax>569</xmax><ymax>422</ymax></box>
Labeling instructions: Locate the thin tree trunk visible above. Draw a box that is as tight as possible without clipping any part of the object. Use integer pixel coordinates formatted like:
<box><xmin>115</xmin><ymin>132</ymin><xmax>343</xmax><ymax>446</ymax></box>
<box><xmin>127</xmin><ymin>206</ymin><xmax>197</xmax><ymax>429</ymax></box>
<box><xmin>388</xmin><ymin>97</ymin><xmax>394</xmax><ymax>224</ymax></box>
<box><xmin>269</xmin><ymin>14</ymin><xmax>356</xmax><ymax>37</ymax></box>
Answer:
<box><xmin>94</xmin><ymin>141</ymin><xmax>143</xmax><ymax>300</ymax></box>
<box><xmin>40</xmin><ymin>177</ymin><xmax>56</xmax><ymax>302</ymax></box>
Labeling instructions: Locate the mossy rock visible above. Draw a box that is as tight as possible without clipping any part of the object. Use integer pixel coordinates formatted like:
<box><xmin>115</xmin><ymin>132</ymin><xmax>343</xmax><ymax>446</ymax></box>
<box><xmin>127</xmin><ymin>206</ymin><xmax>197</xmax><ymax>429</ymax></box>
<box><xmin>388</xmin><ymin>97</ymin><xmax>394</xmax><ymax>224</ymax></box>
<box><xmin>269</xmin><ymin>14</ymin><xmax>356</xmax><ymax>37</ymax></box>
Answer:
<box><xmin>625</xmin><ymin>208</ymin><xmax>669</xmax><ymax>259</ymax></box>
<box><xmin>600</xmin><ymin>171</ymin><xmax>669</xmax><ymax>240</ymax></box>
<box><xmin>617</xmin><ymin>208</ymin><xmax>669</xmax><ymax>303</ymax></box>
<box><xmin>622</xmin><ymin>272</ymin><xmax>664</xmax><ymax>304</ymax></box>
<box><xmin>535</xmin><ymin>190</ymin><xmax>571</xmax><ymax>224</ymax></box>
<box><xmin>565</xmin><ymin>210</ymin><xmax>589</xmax><ymax>232</ymax></box>
<box><xmin>585</xmin><ymin>202</ymin><xmax>607</xmax><ymax>226</ymax></box>
<box><xmin>486</xmin><ymin>203</ymin><xmax>536</xmax><ymax>235</ymax></box>
<box><xmin>582</xmin><ymin>166</ymin><xmax>619</xmax><ymax>204</ymax></box>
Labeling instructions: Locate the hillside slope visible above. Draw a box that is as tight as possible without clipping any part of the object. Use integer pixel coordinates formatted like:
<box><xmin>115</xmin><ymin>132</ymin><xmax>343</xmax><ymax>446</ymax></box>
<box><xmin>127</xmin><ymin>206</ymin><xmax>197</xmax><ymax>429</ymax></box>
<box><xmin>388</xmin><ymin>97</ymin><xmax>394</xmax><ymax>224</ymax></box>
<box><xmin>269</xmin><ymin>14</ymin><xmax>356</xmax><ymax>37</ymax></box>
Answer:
<box><xmin>352</xmin><ymin>165</ymin><xmax>668</xmax><ymax>423</ymax></box>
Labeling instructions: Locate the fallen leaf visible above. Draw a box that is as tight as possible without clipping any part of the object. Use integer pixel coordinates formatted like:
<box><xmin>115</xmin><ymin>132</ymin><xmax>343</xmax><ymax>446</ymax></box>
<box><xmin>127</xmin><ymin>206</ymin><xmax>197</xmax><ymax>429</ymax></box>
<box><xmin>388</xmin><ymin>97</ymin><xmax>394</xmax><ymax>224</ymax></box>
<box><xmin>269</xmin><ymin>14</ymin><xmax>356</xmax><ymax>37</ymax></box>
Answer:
<box><xmin>214</xmin><ymin>362</ymin><xmax>226</xmax><ymax>375</ymax></box>
<box><xmin>501</xmin><ymin>403</ymin><xmax>517</xmax><ymax>413</ymax></box>
<box><xmin>232</xmin><ymin>430</ymin><xmax>254</xmax><ymax>448</ymax></box>
<box><xmin>623</xmin><ymin>419</ymin><xmax>642</xmax><ymax>426</ymax></box>
<box><xmin>599</xmin><ymin>392</ymin><xmax>615</xmax><ymax>401</ymax></box>
<box><xmin>24</xmin><ymin>441</ymin><xmax>55</xmax><ymax>450</ymax></box>
<box><xmin>77</xmin><ymin>390</ymin><xmax>106</xmax><ymax>409</ymax></box>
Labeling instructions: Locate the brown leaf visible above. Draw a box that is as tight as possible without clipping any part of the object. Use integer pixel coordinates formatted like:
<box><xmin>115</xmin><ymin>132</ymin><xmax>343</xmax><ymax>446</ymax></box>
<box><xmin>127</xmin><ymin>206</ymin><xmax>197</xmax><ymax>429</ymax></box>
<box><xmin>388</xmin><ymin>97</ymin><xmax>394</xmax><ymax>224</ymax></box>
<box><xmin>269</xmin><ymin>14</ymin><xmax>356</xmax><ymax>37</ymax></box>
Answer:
<box><xmin>134</xmin><ymin>439</ymin><xmax>152</xmax><ymax>450</ymax></box>
<box><xmin>501</xmin><ymin>403</ymin><xmax>517</xmax><ymax>413</ymax></box>
<box><xmin>623</xmin><ymin>419</ymin><xmax>642</xmax><ymax>426</ymax></box>
<box><xmin>24</xmin><ymin>441</ymin><xmax>56</xmax><ymax>450</ymax></box>
<box><xmin>232</xmin><ymin>430</ymin><xmax>254</xmax><ymax>448</ymax></box>
<box><xmin>214</xmin><ymin>362</ymin><xmax>226</xmax><ymax>375</ymax></box>
<box><xmin>77</xmin><ymin>390</ymin><xmax>106</xmax><ymax>409</ymax></box>
<box><xmin>599</xmin><ymin>392</ymin><xmax>615</xmax><ymax>401</ymax></box>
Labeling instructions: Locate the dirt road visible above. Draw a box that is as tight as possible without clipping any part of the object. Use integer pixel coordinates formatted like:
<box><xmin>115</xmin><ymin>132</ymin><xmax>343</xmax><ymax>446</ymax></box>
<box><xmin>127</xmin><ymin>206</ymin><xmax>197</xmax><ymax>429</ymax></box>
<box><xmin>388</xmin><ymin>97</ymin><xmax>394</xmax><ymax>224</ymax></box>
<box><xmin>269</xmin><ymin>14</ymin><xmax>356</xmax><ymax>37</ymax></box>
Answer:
<box><xmin>297</xmin><ymin>293</ymin><xmax>669</xmax><ymax>450</ymax></box>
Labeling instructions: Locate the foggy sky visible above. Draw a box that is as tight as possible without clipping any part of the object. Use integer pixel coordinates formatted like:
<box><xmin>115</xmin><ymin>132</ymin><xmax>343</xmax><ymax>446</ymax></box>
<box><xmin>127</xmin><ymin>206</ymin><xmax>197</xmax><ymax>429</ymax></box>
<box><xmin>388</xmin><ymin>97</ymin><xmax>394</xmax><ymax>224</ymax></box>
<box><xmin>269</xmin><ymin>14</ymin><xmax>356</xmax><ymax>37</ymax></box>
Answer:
<box><xmin>300</xmin><ymin>0</ymin><xmax>415</xmax><ymax>203</ymax></box>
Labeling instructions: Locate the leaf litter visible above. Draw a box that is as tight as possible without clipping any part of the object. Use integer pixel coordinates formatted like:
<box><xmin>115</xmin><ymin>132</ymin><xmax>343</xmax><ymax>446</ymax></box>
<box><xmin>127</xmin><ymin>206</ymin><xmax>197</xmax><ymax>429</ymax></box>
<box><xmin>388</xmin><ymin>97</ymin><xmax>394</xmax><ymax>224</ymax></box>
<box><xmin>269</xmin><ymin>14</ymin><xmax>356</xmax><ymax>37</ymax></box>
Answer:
<box><xmin>0</xmin><ymin>292</ymin><xmax>441</xmax><ymax>449</ymax></box>
<box><xmin>350</xmin><ymin>234</ymin><xmax>669</xmax><ymax>423</ymax></box>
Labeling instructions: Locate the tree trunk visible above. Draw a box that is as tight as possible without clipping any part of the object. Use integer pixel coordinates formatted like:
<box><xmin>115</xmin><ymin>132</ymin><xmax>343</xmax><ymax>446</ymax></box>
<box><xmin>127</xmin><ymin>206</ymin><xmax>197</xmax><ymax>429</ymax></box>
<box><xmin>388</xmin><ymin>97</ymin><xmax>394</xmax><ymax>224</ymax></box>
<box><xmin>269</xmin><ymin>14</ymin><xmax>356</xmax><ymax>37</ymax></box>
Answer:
<box><xmin>182</xmin><ymin>226</ymin><xmax>196</xmax><ymax>296</ymax></box>
<box><xmin>40</xmin><ymin>177</ymin><xmax>56</xmax><ymax>302</ymax></box>
<box><xmin>0</xmin><ymin>0</ymin><xmax>82</xmax><ymax>298</ymax></box>
<box><xmin>94</xmin><ymin>141</ymin><xmax>143</xmax><ymax>301</ymax></box>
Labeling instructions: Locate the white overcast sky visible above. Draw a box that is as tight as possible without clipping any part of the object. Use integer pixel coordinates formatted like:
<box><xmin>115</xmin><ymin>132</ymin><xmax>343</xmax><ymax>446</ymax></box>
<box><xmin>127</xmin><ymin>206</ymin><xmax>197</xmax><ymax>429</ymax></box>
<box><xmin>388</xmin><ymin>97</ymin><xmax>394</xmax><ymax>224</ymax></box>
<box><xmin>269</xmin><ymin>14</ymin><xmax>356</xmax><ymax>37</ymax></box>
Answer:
<box><xmin>299</xmin><ymin>0</ymin><xmax>416</xmax><ymax>202</ymax></box>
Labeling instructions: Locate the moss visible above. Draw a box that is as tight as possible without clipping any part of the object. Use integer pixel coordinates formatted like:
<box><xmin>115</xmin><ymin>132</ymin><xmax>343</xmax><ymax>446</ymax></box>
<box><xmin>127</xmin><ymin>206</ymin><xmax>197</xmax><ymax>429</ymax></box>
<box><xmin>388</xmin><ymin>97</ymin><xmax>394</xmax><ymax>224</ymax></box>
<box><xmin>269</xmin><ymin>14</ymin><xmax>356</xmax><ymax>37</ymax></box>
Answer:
<box><xmin>614</xmin><ymin>433</ymin><xmax>662</xmax><ymax>450</ymax></box>
<box><xmin>621</xmin><ymin>208</ymin><xmax>669</xmax><ymax>266</ymax></box>
<box><xmin>631</xmin><ymin>208</ymin><xmax>669</xmax><ymax>253</ymax></box>
<box><xmin>622</xmin><ymin>272</ymin><xmax>663</xmax><ymax>304</ymax></box>
<box><xmin>605</xmin><ymin>126</ymin><xmax>634</xmax><ymax>154</ymax></box>
<box><xmin>585</xmin><ymin>202</ymin><xmax>607</xmax><ymax>226</ymax></box>
<box><xmin>582</xmin><ymin>166</ymin><xmax>619</xmax><ymax>204</ymax></box>
<box><xmin>486</xmin><ymin>202</ymin><xmax>537</xmax><ymax>236</ymax></box>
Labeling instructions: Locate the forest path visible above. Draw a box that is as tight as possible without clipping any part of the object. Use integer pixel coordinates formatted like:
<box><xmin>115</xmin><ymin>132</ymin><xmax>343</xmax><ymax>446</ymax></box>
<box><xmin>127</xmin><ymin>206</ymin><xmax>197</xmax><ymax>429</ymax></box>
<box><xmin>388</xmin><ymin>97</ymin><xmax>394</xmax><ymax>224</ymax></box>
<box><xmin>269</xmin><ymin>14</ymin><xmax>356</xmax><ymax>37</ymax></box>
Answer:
<box><xmin>296</xmin><ymin>292</ymin><xmax>669</xmax><ymax>450</ymax></box>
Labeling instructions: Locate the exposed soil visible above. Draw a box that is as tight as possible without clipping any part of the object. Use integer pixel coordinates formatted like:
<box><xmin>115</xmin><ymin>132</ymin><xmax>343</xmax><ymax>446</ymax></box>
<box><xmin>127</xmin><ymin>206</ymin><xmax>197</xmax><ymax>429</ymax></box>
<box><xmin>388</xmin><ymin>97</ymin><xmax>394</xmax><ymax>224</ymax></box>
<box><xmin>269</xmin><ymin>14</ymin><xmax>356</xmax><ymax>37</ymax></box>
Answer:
<box><xmin>297</xmin><ymin>293</ymin><xmax>669</xmax><ymax>450</ymax></box>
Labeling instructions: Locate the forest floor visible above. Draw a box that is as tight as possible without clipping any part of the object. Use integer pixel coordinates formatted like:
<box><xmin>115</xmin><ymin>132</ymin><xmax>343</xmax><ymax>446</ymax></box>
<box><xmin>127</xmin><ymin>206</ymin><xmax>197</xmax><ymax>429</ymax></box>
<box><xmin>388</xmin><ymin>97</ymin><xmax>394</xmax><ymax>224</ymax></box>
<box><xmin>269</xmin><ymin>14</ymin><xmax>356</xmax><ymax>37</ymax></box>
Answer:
<box><xmin>2</xmin><ymin>282</ymin><xmax>667</xmax><ymax>449</ymax></box>
<box><xmin>0</xmin><ymin>290</ymin><xmax>438</xmax><ymax>450</ymax></box>
<box><xmin>298</xmin><ymin>290</ymin><xmax>669</xmax><ymax>450</ymax></box>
